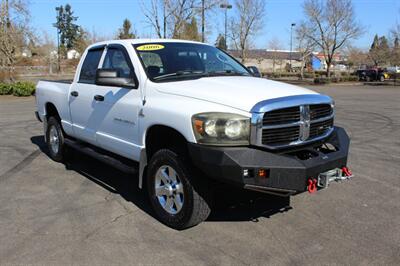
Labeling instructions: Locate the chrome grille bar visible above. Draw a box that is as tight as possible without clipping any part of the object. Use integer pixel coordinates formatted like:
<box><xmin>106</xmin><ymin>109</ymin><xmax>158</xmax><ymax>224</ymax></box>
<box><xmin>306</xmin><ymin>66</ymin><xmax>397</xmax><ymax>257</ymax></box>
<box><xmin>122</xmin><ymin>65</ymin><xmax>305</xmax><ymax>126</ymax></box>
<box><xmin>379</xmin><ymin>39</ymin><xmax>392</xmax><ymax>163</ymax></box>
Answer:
<box><xmin>250</xmin><ymin>94</ymin><xmax>334</xmax><ymax>149</ymax></box>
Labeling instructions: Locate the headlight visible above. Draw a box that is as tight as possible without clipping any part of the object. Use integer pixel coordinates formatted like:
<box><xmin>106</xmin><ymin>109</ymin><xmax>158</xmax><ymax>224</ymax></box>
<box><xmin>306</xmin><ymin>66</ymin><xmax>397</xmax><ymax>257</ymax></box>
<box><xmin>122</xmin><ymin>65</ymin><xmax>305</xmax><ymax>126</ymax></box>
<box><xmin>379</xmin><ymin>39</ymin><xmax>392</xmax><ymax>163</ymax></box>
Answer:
<box><xmin>192</xmin><ymin>112</ymin><xmax>250</xmax><ymax>145</ymax></box>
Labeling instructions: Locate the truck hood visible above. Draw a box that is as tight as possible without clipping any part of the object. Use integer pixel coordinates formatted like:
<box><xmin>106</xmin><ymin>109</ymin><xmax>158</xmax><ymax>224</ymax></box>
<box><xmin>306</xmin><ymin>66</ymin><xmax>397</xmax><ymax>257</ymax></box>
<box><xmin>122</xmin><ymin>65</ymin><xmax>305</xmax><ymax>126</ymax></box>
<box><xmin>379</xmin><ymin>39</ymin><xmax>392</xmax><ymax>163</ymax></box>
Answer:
<box><xmin>154</xmin><ymin>76</ymin><xmax>318</xmax><ymax>112</ymax></box>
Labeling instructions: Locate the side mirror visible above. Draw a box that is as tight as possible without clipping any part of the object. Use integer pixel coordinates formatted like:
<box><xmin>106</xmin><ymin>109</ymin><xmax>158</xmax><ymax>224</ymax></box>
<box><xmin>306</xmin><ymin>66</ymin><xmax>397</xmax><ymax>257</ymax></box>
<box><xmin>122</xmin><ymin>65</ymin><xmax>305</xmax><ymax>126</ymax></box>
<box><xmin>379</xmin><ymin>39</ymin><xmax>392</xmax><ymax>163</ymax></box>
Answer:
<box><xmin>247</xmin><ymin>66</ymin><xmax>262</xmax><ymax>78</ymax></box>
<box><xmin>95</xmin><ymin>69</ymin><xmax>136</xmax><ymax>88</ymax></box>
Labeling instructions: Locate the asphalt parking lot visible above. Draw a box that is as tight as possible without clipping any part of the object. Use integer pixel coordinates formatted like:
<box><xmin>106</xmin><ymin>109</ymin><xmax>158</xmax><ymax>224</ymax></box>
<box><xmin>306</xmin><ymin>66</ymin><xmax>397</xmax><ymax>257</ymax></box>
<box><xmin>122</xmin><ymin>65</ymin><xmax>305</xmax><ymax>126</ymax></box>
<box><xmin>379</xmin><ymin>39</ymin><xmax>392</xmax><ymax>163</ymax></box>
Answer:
<box><xmin>0</xmin><ymin>84</ymin><xmax>399</xmax><ymax>265</ymax></box>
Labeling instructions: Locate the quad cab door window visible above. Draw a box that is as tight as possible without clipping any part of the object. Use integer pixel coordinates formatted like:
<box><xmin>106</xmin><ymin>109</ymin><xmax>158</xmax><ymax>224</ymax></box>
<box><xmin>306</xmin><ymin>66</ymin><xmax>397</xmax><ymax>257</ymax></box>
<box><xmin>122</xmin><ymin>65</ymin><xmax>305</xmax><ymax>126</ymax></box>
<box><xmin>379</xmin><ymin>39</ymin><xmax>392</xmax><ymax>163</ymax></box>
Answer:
<box><xmin>79</xmin><ymin>48</ymin><xmax>103</xmax><ymax>84</ymax></box>
<box><xmin>102</xmin><ymin>48</ymin><xmax>134</xmax><ymax>78</ymax></box>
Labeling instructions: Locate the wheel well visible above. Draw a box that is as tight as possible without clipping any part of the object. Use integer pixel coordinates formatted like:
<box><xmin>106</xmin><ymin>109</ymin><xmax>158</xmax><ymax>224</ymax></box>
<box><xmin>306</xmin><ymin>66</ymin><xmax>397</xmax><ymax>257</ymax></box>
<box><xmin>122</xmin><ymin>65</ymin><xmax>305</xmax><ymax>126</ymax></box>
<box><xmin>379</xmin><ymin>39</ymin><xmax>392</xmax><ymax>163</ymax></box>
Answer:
<box><xmin>145</xmin><ymin>125</ymin><xmax>188</xmax><ymax>160</ymax></box>
<box><xmin>45</xmin><ymin>102</ymin><xmax>60</xmax><ymax>121</ymax></box>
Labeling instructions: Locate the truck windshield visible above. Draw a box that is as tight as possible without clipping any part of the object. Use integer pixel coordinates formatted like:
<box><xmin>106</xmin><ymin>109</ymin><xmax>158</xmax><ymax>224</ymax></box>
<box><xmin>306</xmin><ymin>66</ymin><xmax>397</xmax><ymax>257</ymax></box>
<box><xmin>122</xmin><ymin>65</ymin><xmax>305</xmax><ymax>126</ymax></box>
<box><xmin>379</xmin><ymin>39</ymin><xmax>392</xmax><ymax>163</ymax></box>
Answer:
<box><xmin>133</xmin><ymin>42</ymin><xmax>251</xmax><ymax>82</ymax></box>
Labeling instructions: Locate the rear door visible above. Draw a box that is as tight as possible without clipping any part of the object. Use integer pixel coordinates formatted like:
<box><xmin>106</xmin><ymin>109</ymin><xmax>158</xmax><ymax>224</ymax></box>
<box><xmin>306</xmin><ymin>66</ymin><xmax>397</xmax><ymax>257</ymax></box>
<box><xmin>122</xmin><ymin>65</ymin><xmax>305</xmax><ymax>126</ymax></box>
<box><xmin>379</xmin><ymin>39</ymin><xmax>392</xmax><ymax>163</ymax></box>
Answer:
<box><xmin>93</xmin><ymin>44</ymin><xmax>142</xmax><ymax>160</ymax></box>
<box><xmin>69</xmin><ymin>45</ymin><xmax>105</xmax><ymax>144</ymax></box>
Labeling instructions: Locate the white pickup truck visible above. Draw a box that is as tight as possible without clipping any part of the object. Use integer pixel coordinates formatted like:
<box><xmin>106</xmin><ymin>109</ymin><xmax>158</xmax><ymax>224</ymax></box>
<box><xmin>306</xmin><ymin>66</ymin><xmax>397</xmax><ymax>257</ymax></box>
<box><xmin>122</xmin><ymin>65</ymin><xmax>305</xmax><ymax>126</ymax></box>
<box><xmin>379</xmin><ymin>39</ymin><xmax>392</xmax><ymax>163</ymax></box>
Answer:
<box><xmin>35</xmin><ymin>39</ymin><xmax>352</xmax><ymax>229</ymax></box>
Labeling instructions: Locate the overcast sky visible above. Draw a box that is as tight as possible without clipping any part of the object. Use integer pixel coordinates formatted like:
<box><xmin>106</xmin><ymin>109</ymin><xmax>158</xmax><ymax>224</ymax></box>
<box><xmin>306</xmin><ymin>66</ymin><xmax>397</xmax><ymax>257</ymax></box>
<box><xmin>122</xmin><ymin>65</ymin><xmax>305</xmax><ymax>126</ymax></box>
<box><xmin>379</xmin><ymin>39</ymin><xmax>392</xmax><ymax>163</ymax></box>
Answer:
<box><xmin>30</xmin><ymin>0</ymin><xmax>400</xmax><ymax>50</ymax></box>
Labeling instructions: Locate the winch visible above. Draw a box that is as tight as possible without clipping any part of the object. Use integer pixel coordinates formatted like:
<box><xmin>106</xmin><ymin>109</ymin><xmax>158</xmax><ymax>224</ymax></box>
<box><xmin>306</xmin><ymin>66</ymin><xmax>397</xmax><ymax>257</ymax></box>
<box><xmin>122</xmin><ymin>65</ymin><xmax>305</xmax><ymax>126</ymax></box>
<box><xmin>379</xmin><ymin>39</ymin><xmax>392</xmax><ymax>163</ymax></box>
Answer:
<box><xmin>308</xmin><ymin>167</ymin><xmax>353</xmax><ymax>193</ymax></box>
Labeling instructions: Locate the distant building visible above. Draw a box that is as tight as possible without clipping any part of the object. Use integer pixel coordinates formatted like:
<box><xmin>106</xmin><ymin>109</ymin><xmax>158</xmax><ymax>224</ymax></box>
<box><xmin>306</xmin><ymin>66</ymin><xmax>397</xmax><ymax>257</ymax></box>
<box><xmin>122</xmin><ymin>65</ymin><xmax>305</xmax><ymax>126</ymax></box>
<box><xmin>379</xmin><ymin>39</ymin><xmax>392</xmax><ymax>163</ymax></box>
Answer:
<box><xmin>228</xmin><ymin>49</ymin><xmax>303</xmax><ymax>72</ymax></box>
<box><xmin>311</xmin><ymin>54</ymin><xmax>322</xmax><ymax>70</ymax></box>
<box><xmin>21</xmin><ymin>48</ymin><xmax>32</xmax><ymax>58</ymax></box>
<box><xmin>67</xmin><ymin>49</ymin><xmax>81</xmax><ymax>60</ymax></box>
<box><xmin>50</xmin><ymin>50</ymin><xmax>58</xmax><ymax>59</ymax></box>
<box><xmin>311</xmin><ymin>52</ymin><xmax>348</xmax><ymax>71</ymax></box>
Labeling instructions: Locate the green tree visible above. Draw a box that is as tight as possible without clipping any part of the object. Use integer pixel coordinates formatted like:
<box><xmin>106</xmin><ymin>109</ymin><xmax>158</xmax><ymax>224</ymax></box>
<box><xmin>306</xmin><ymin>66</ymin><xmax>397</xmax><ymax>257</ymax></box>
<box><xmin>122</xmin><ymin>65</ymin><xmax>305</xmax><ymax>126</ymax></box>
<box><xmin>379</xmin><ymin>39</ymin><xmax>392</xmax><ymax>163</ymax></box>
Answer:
<box><xmin>118</xmin><ymin>19</ymin><xmax>136</xmax><ymax>39</ymax></box>
<box><xmin>369</xmin><ymin>34</ymin><xmax>391</xmax><ymax>66</ymax></box>
<box><xmin>181</xmin><ymin>17</ymin><xmax>200</xmax><ymax>41</ymax></box>
<box><xmin>74</xmin><ymin>28</ymin><xmax>90</xmax><ymax>53</ymax></box>
<box><xmin>215</xmin><ymin>34</ymin><xmax>227</xmax><ymax>50</ymax></box>
<box><xmin>54</xmin><ymin>4</ymin><xmax>80</xmax><ymax>55</ymax></box>
<box><xmin>393</xmin><ymin>37</ymin><xmax>400</xmax><ymax>66</ymax></box>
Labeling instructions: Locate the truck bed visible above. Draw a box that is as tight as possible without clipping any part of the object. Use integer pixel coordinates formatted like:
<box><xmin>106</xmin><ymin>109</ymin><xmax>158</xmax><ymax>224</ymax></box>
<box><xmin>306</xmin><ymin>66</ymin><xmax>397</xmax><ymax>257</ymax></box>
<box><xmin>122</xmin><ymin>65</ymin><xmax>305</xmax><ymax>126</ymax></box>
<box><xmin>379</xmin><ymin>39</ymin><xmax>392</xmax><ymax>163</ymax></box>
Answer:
<box><xmin>35</xmin><ymin>80</ymin><xmax>73</xmax><ymax>132</ymax></box>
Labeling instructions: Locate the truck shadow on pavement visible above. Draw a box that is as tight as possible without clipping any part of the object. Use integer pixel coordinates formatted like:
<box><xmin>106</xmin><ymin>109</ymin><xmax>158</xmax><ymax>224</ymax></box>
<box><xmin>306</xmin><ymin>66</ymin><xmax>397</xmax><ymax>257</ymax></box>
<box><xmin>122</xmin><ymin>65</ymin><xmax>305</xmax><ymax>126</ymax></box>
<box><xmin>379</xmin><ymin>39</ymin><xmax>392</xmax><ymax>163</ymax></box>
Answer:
<box><xmin>31</xmin><ymin>135</ymin><xmax>292</xmax><ymax>224</ymax></box>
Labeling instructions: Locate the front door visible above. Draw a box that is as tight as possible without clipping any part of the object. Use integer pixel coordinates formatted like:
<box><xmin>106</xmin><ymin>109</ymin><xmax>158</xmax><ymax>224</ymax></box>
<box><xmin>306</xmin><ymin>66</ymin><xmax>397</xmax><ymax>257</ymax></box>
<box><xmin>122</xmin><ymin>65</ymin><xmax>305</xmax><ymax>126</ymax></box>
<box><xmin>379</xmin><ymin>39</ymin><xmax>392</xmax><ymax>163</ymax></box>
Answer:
<box><xmin>93</xmin><ymin>44</ymin><xmax>142</xmax><ymax>160</ymax></box>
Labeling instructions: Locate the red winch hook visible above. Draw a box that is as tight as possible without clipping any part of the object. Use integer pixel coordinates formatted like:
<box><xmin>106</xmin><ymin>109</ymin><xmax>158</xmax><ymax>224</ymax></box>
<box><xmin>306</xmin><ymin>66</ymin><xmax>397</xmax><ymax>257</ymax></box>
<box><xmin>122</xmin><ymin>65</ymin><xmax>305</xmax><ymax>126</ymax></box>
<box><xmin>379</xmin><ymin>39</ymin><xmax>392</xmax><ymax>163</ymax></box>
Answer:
<box><xmin>342</xmin><ymin>167</ymin><xmax>352</xmax><ymax>177</ymax></box>
<box><xmin>307</xmin><ymin>178</ymin><xmax>317</xmax><ymax>193</ymax></box>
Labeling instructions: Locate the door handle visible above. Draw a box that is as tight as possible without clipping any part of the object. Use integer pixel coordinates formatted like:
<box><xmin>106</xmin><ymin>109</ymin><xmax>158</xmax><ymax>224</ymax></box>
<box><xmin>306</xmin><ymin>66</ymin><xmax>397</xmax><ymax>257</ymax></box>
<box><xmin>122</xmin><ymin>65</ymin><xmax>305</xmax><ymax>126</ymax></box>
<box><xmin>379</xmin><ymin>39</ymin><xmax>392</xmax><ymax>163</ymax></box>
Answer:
<box><xmin>94</xmin><ymin>95</ymin><xmax>104</xmax><ymax>101</ymax></box>
<box><xmin>70</xmin><ymin>91</ymin><xmax>79</xmax><ymax>97</ymax></box>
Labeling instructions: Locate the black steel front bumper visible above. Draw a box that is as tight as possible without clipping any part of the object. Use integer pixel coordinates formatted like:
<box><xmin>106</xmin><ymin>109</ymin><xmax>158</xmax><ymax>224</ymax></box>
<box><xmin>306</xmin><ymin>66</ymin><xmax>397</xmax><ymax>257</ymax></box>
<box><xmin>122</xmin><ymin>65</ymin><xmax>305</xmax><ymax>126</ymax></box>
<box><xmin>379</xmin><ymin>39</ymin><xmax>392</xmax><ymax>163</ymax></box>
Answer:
<box><xmin>188</xmin><ymin>127</ymin><xmax>350</xmax><ymax>196</ymax></box>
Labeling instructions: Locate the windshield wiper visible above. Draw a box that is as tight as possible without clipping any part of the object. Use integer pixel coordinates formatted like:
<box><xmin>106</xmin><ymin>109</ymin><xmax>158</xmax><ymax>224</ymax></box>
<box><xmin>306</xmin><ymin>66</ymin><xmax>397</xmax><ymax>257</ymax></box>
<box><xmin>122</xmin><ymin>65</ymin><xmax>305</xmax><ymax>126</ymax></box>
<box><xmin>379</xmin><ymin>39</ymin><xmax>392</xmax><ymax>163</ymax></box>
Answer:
<box><xmin>153</xmin><ymin>69</ymin><xmax>249</xmax><ymax>81</ymax></box>
<box><xmin>153</xmin><ymin>70</ymin><xmax>206</xmax><ymax>81</ymax></box>
<box><xmin>206</xmin><ymin>70</ymin><xmax>250</xmax><ymax>77</ymax></box>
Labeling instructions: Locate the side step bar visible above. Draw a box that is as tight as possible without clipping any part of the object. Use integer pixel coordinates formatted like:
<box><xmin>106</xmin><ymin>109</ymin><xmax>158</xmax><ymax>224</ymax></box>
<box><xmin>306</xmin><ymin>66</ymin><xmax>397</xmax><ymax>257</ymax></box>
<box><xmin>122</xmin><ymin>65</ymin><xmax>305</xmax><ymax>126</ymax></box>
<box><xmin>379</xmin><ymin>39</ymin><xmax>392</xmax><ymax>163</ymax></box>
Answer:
<box><xmin>64</xmin><ymin>139</ymin><xmax>138</xmax><ymax>175</ymax></box>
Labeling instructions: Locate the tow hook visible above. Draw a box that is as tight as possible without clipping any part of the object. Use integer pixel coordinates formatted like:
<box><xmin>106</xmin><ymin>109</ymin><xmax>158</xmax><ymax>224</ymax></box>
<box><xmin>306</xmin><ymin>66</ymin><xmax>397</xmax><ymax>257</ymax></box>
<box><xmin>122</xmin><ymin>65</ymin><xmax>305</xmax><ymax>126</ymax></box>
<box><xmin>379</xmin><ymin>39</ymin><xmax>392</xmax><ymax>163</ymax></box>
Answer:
<box><xmin>307</xmin><ymin>178</ymin><xmax>317</xmax><ymax>193</ymax></box>
<box><xmin>342</xmin><ymin>166</ymin><xmax>352</xmax><ymax>177</ymax></box>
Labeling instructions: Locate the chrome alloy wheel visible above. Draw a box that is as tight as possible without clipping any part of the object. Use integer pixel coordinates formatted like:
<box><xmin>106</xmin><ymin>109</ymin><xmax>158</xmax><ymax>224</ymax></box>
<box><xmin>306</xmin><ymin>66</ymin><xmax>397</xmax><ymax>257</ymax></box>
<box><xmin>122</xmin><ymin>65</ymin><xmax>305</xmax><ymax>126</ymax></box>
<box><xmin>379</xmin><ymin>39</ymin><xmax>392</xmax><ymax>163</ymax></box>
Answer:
<box><xmin>49</xmin><ymin>125</ymin><xmax>60</xmax><ymax>154</ymax></box>
<box><xmin>154</xmin><ymin>165</ymin><xmax>184</xmax><ymax>215</ymax></box>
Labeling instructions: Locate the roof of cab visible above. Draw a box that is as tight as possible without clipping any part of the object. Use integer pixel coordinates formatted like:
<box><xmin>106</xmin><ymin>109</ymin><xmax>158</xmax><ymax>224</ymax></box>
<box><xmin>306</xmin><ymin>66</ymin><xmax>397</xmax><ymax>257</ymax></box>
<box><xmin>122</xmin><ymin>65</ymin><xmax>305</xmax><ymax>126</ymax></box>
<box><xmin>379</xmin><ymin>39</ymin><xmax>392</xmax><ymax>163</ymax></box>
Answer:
<box><xmin>87</xmin><ymin>39</ymin><xmax>208</xmax><ymax>50</ymax></box>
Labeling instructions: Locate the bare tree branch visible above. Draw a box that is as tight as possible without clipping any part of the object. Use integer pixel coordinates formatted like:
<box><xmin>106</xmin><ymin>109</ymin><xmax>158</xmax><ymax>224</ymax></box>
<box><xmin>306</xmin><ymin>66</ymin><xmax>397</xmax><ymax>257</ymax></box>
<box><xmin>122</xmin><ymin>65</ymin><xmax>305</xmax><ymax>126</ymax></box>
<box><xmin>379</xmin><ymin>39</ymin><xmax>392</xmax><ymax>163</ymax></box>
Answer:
<box><xmin>300</xmin><ymin>0</ymin><xmax>362</xmax><ymax>77</ymax></box>
<box><xmin>229</xmin><ymin>0</ymin><xmax>265</xmax><ymax>63</ymax></box>
<box><xmin>0</xmin><ymin>0</ymin><xmax>32</xmax><ymax>80</ymax></box>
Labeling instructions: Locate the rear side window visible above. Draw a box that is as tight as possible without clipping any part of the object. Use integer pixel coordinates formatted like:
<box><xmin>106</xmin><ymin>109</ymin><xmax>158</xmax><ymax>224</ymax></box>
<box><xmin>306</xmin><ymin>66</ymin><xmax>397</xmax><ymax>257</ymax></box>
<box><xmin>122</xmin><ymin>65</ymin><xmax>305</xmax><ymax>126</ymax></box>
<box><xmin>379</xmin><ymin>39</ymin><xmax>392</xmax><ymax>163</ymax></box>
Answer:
<box><xmin>79</xmin><ymin>49</ymin><xmax>104</xmax><ymax>84</ymax></box>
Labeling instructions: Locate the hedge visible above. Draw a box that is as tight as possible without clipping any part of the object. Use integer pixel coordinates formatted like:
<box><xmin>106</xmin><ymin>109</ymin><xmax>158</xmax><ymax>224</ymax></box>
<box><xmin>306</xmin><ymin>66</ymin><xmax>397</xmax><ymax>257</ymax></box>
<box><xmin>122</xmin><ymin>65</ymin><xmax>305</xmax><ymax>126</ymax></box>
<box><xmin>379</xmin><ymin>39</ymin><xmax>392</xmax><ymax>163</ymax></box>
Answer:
<box><xmin>0</xmin><ymin>83</ymin><xmax>13</xmax><ymax>95</ymax></box>
<box><xmin>314</xmin><ymin>75</ymin><xmax>359</xmax><ymax>84</ymax></box>
<box><xmin>0</xmin><ymin>81</ymin><xmax>35</xmax><ymax>96</ymax></box>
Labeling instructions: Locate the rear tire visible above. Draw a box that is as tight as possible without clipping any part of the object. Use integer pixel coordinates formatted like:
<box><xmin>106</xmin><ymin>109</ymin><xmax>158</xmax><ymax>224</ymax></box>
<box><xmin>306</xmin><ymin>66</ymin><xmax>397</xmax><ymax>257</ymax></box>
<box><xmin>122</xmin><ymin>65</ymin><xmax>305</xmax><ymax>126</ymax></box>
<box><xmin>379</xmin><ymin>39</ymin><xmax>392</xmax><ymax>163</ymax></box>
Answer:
<box><xmin>146</xmin><ymin>149</ymin><xmax>211</xmax><ymax>230</ymax></box>
<box><xmin>46</xmin><ymin>116</ymin><xmax>66</xmax><ymax>162</ymax></box>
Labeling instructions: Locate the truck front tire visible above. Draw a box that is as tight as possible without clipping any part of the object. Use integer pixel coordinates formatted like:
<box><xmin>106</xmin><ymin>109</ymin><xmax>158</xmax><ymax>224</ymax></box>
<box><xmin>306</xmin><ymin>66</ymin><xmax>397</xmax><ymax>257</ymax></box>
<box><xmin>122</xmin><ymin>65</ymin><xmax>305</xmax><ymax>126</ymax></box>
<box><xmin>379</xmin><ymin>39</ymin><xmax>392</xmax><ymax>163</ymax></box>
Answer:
<box><xmin>46</xmin><ymin>116</ymin><xmax>66</xmax><ymax>162</ymax></box>
<box><xmin>147</xmin><ymin>149</ymin><xmax>211</xmax><ymax>230</ymax></box>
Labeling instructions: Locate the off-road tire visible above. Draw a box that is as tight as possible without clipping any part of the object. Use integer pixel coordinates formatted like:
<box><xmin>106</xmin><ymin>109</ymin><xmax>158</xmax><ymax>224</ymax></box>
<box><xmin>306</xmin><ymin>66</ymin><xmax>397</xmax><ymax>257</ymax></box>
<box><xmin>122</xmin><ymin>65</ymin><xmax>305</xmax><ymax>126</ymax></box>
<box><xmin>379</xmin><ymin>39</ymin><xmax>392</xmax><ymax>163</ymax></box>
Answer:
<box><xmin>147</xmin><ymin>149</ymin><xmax>211</xmax><ymax>230</ymax></box>
<box><xmin>46</xmin><ymin>116</ymin><xmax>66</xmax><ymax>162</ymax></box>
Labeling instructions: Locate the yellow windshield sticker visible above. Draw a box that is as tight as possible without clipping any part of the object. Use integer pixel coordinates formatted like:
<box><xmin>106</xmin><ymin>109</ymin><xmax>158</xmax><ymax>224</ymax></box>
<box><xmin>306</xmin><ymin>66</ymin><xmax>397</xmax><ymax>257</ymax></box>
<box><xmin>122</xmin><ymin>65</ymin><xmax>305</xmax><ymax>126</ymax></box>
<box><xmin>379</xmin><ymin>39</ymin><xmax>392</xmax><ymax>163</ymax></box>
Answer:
<box><xmin>136</xmin><ymin>44</ymin><xmax>165</xmax><ymax>51</ymax></box>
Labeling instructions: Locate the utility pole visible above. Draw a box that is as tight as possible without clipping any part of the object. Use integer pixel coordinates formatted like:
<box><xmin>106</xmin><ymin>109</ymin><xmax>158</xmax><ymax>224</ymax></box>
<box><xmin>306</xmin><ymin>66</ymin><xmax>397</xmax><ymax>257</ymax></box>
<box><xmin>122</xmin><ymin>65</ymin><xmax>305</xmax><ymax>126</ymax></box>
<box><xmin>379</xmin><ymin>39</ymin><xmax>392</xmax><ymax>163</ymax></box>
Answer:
<box><xmin>5</xmin><ymin>0</ymin><xmax>10</xmax><ymax>29</ymax></box>
<box><xmin>57</xmin><ymin>27</ymin><xmax>60</xmax><ymax>73</ymax></box>
<box><xmin>290</xmin><ymin>23</ymin><xmax>296</xmax><ymax>72</ymax></box>
<box><xmin>220</xmin><ymin>2</ymin><xmax>232</xmax><ymax>50</ymax></box>
<box><xmin>163</xmin><ymin>0</ymin><xmax>166</xmax><ymax>38</ymax></box>
<box><xmin>4</xmin><ymin>0</ymin><xmax>11</xmax><ymax>74</ymax></box>
<box><xmin>53</xmin><ymin>7</ymin><xmax>61</xmax><ymax>73</ymax></box>
<box><xmin>201</xmin><ymin>0</ymin><xmax>205</xmax><ymax>42</ymax></box>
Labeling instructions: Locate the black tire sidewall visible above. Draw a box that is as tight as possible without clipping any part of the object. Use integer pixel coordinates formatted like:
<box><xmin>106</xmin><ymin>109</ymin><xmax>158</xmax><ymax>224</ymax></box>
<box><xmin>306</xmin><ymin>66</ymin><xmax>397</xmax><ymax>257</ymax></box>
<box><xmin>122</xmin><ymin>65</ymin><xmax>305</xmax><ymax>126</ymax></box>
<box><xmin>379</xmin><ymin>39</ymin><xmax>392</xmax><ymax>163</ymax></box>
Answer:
<box><xmin>147</xmin><ymin>149</ymin><xmax>195</xmax><ymax>229</ymax></box>
<box><xmin>46</xmin><ymin>117</ymin><xmax>65</xmax><ymax>162</ymax></box>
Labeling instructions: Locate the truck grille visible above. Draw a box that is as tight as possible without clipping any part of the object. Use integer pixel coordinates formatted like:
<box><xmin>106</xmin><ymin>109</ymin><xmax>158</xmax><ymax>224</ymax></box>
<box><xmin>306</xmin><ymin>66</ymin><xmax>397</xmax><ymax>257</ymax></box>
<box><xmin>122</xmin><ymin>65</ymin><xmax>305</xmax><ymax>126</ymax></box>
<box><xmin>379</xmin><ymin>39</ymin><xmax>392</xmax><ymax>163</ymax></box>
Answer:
<box><xmin>262</xmin><ymin>125</ymin><xmax>300</xmax><ymax>145</ymax></box>
<box><xmin>260</xmin><ymin>104</ymin><xmax>334</xmax><ymax>148</ymax></box>
<box><xmin>310</xmin><ymin>104</ymin><xmax>333</xmax><ymax>120</ymax></box>
<box><xmin>309</xmin><ymin>118</ymin><xmax>334</xmax><ymax>138</ymax></box>
<box><xmin>263</xmin><ymin>106</ymin><xmax>300</xmax><ymax>125</ymax></box>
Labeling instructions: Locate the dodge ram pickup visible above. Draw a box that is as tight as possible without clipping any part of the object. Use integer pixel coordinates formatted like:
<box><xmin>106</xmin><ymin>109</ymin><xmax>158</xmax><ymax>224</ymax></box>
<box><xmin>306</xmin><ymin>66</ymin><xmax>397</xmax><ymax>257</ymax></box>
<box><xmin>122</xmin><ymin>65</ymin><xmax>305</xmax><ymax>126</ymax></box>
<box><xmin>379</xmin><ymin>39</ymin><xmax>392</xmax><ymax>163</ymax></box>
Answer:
<box><xmin>35</xmin><ymin>39</ymin><xmax>352</xmax><ymax>229</ymax></box>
